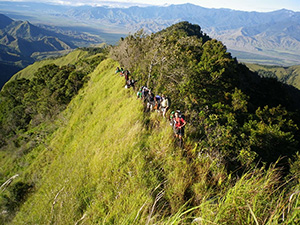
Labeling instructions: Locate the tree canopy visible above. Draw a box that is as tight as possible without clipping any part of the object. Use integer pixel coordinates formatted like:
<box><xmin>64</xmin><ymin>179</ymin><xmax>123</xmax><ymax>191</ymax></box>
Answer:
<box><xmin>110</xmin><ymin>21</ymin><xmax>300</xmax><ymax>168</ymax></box>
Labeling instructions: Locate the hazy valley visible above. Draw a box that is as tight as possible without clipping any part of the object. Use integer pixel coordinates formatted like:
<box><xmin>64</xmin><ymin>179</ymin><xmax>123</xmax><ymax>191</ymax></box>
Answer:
<box><xmin>1</xmin><ymin>1</ymin><xmax>300</xmax><ymax>66</ymax></box>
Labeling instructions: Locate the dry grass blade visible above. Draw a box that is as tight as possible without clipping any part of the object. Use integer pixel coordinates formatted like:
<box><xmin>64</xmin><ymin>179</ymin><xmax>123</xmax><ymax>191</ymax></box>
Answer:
<box><xmin>75</xmin><ymin>213</ymin><xmax>87</xmax><ymax>225</ymax></box>
<box><xmin>247</xmin><ymin>204</ymin><xmax>259</xmax><ymax>225</ymax></box>
<box><xmin>49</xmin><ymin>187</ymin><xmax>65</xmax><ymax>225</ymax></box>
<box><xmin>146</xmin><ymin>190</ymin><xmax>165</xmax><ymax>225</ymax></box>
<box><xmin>134</xmin><ymin>201</ymin><xmax>148</xmax><ymax>223</ymax></box>
<box><xmin>287</xmin><ymin>191</ymin><xmax>300</xmax><ymax>214</ymax></box>
<box><xmin>0</xmin><ymin>174</ymin><xmax>19</xmax><ymax>192</ymax></box>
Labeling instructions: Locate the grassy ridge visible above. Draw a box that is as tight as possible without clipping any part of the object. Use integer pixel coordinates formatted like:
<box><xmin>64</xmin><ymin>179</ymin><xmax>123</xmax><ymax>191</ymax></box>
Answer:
<box><xmin>10</xmin><ymin>58</ymin><xmax>161</xmax><ymax>224</ymax></box>
<box><xmin>2</xmin><ymin>56</ymin><xmax>300</xmax><ymax>224</ymax></box>
<box><xmin>10</xmin><ymin>49</ymin><xmax>88</xmax><ymax>81</ymax></box>
<box><xmin>7</xmin><ymin>57</ymin><xmax>226</xmax><ymax>224</ymax></box>
<box><xmin>3</xmin><ymin>21</ymin><xmax>300</xmax><ymax>223</ymax></box>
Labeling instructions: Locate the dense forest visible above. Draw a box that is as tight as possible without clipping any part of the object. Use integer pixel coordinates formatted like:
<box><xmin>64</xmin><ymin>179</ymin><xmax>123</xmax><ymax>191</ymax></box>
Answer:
<box><xmin>0</xmin><ymin>47</ymin><xmax>107</xmax><ymax>147</ymax></box>
<box><xmin>1</xmin><ymin>22</ymin><xmax>300</xmax><ymax>224</ymax></box>
<box><xmin>111</xmin><ymin>21</ymin><xmax>300</xmax><ymax>168</ymax></box>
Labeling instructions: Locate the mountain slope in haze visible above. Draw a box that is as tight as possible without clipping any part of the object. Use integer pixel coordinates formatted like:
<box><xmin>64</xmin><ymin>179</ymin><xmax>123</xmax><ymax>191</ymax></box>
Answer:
<box><xmin>0</xmin><ymin>14</ymin><xmax>77</xmax><ymax>58</ymax></box>
<box><xmin>0</xmin><ymin>13</ymin><xmax>13</xmax><ymax>29</ymax></box>
<box><xmin>0</xmin><ymin>13</ymin><xmax>103</xmax><ymax>89</ymax></box>
<box><xmin>246</xmin><ymin>63</ymin><xmax>300</xmax><ymax>90</ymax></box>
<box><xmin>1</xmin><ymin>2</ymin><xmax>300</xmax><ymax>65</ymax></box>
<box><xmin>209</xmin><ymin>20</ymin><xmax>300</xmax><ymax>65</ymax></box>
<box><xmin>1</xmin><ymin>22</ymin><xmax>300</xmax><ymax>224</ymax></box>
<box><xmin>65</xmin><ymin>5</ymin><xmax>300</xmax><ymax>65</ymax></box>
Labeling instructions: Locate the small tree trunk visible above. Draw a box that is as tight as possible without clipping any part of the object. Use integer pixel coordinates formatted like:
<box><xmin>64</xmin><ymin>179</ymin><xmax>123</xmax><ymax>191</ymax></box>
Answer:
<box><xmin>147</xmin><ymin>51</ymin><xmax>158</xmax><ymax>87</ymax></box>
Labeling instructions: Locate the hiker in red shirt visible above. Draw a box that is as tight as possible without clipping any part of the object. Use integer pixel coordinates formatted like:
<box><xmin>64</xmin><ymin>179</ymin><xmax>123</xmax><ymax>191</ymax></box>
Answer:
<box><xmin>174</xmin><ymin>111</ymin><xmax>186</xmax><ymax>141</ymax></box>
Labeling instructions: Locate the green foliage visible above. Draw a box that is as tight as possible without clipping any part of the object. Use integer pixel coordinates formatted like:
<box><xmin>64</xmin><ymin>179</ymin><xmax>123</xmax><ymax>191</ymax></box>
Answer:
<box><xmin>0</xmin><ymin>79</ymin><xmax>31</xmax><ymax>138</ymax></box>
<box><xmin>2</xmin><ymin>22</ymin><xmax>300</xmax><ymax>225</ymax></box>
<box><xmin>0</xmin><ymin>47</ymin><xmax>106</xmax><ymax>145</ymax></box>
<box><xmin>0</xmin><ymin>47</ymin><xmax>107</xmax><ymax>223</ymax></box>
<box><xmin>246</xmin><ymin>63</ymin><xmax>300</xmax><ymax>90</ymax></box>
<box><xmin>243</xmin><ymin>106</ymin><xmax>298</xmax><ymax>163</ymax></box>
<box><xmin>110</xmin><ymin>21</ymin><xmax>300</xmax><ymax>169</ymax></box>
<box><xmin>230</xmin><ymin>88</ymin><xmax>249</xmax><ymax>112</ymax></box>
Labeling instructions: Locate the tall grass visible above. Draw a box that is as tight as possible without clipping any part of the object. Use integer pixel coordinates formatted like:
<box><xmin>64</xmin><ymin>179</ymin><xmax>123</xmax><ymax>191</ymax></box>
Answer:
<box><xmin>10</xmin><ymin>58</ymin><xmax>162</xmax><ymax>224</ymax></box>
<box><xmin>160</xmin><ymin>164</ymin><xmax>295</xmax><ymax>225</ymax></box>
<box><xmin>3</xmin><ymin>57</ymin><xmax>300</xmax><ymax>224</ymax></box>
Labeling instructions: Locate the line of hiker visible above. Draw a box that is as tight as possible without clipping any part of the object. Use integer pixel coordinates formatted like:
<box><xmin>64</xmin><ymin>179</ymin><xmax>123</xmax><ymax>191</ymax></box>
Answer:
<box><xmin>136</xmin><ymin>86</ymin><xmax>169</xmax><ymax>116</ymax></box>
<box><xmin>115</xmin><ymin>67</ymin><xmax>138</xmax><ymax>89</ymax></box>
<box><xmin>115</xmin><ymin>66</ymin><xmax>186</xmax><ymax>148</ymax></box>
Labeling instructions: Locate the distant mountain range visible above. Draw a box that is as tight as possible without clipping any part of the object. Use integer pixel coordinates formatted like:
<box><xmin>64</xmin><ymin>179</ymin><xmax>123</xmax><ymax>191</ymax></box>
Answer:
<box><xmin>1</xmin><ymin>1</ymin><xmax>300</xmax><ymax>88</ymax></box>
<box><xmin>62</xmin><ymin>5</ymin><xmax>300</xmax><ymax>65</ymax></box>
<box><xmin>1</xmin><ymin>2</ymin><xmax>300</xmax><ymax>67</ymax></box>
<box><xmin>0</xmin><ymin>13</ymin><xmax>104</xmax><ymax>88</ymax></box>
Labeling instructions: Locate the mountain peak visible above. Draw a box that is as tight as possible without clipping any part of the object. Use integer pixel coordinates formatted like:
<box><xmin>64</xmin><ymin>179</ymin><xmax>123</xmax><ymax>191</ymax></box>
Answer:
<box><xmin>0</xmin><ymin>13</ymin><xmax>13</xmax><ymax>29</ymax></box>
<box><xmin>10</xmin><ymin>20</ymin><xmax>41</xmax><ymax>40</ymax></box>
<box><xmin>158</xmin><ymin>21</ymin><xmax>209</xmax><ymax>41</ymax></box>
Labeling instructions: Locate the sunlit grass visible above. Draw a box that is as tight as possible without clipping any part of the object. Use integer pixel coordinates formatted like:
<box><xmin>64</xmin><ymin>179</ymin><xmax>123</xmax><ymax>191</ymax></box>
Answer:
<box><xmin>2</xmin><ymin>56</ymin><xmax>299</xmax><ymax>224</ymax></box>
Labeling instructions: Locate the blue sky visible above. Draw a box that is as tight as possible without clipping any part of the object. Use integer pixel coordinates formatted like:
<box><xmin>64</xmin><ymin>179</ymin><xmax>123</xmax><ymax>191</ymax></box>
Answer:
<box><xmin>4</xmin><ymin>0</ymin><xmax>300</xmax><ymax>12</ymax></box>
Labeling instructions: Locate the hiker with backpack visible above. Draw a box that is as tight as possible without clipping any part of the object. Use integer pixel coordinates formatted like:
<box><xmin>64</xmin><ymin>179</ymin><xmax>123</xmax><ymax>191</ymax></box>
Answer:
<box><xmin>124</xmin><ymin>70</ymin><xmax>130</xmax><ymax>81</ymax></box>
<box><xmin>146</xmin><ymin>90</ymin><xmax>155</xmax><ymax>111</ymax></box>
<box><xmin>115</xmin><ymin>67</ymin><xmax>122</xmax><ymax>74</ymax></box>
<box><xmin>160</xmin><ymin>94</ymin><xmax>169</xmax><ymax>117</ymax></box>
<box><xmin>174</xmin><ymin>110</ymin><xmax>186</xmax><ymax>147</ymax></box>
<box><xmin>142</xmin><ymin>87</ymin><xmax>149</xmax><ymax>102</ymax></box>
<box><xmin>125</xmin><ymin>78</ymin><xmax>138</xmax><ymax>89</ymax></box>
<box><xmin>154</xmin><ymin>94</ymin><xmax>161</xmax><ymax>111</ymax></box>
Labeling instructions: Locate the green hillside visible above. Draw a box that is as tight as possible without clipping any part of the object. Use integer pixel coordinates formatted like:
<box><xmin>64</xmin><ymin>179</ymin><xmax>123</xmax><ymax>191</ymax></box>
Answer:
<box><xmin>1</xmin><ymin>57</ymin><xmax>194</xmax><ymax>224</ymax></box>
<box><xmin>246</xmin><ymin>63</ymin><xmax>300</xmax><ymax>90</ymax></box>
<box><xmin>10</xmin><ymin>49</ymin><xmax>89</xmax><ymax>81</ymax></box>
<box><xmin>1</xmin><ymin>22</ymin><xmax>300</xmax><ymax>224</ymax></box>
<box><xmin>7</xmin><ymin>59</ymin><xmax>155</xmax><ymax>224</ymax></box>
<box><xmin>0</xmin><ymin>13</ymin><xmax>105</xmax><ymax>89</ymax></box>
<box><xmin>0</xmin><ymin>57</ymin><xmax>291</xmax><ymax>224</ymax></box>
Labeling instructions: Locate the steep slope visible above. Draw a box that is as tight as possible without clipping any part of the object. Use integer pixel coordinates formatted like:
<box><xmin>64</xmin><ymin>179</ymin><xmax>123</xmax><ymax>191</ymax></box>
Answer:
<box><xmin>4</xmin><ymin>58</ymin><xmax>173</xmax><ymax>224</ymax></box>
<box><xmin>3</xmin><ymin>57</ymin><xmax>299</xmax><ymax>225</ymax></box>
<box><xmin>0</xmin><ymin>62</ymin><xmax>22</xmax><ymax>87</ymax></box>
<box><xmin>0</xmin><ymin>14</ymin><xmax>13</xmax><ymax>29</ymax></box>
<box><xmin>0</xmin><ymin>13</ymin><xmax>104</xmax><ymax>89</ymax></box>
<box><xmin>246</xmin><ymin>63</ymin><xmax>300</xmax><ymax>90</ymax></box>
<box><xmin>9</xmin><ymin>49</ymin><xmax>89</xmax><ymax>81</ymax></box>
